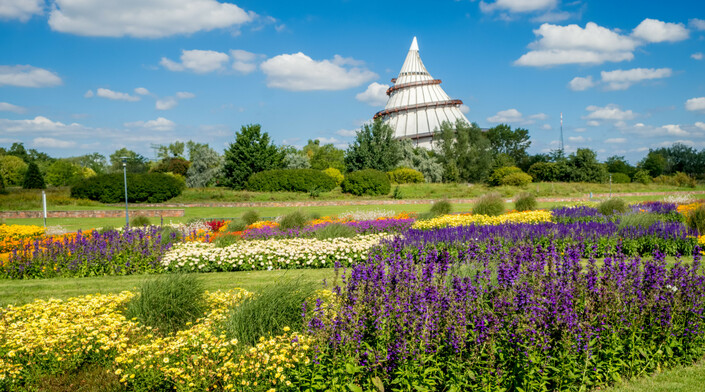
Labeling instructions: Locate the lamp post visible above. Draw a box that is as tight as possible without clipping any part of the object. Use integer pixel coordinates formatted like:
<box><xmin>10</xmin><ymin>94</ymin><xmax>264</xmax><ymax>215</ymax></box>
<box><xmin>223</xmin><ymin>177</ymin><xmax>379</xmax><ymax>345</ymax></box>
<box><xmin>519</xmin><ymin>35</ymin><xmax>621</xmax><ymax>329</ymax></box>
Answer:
<box><xmin>121</xmin><ymin>157</ymin><xmax>129</xmax><ymax>227</ymax></box>
<box><xmin>609</xmin><ymin>173</ymin><xmax>613</xmax><ymax>198</ymax></box>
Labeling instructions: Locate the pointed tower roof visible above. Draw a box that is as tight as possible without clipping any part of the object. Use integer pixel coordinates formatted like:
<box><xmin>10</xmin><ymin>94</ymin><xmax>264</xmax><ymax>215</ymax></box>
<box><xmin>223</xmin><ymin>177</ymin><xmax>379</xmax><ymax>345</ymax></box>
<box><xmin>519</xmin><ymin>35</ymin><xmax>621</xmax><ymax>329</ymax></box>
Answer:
<box><xmin>374</xmin><ymin>37</ymin><xmax>469</xmax><ymax>147</ymax></box>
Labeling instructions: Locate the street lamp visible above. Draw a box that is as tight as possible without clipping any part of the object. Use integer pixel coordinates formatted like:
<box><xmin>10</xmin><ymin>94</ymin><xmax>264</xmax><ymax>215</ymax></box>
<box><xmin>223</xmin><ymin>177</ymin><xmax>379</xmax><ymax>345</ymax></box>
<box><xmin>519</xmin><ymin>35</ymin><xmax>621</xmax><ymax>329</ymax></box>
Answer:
<box><xmin>121</xmin><ymin>157</ymin><xmax>129</xmax><ymax>227</ymax></box>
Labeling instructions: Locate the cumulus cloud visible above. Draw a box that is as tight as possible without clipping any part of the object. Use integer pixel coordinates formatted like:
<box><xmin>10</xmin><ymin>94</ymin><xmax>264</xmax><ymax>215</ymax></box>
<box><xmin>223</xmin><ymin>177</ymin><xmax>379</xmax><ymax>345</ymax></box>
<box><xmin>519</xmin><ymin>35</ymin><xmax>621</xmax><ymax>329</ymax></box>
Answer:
<box><xmin>568</xmin><ymin>76</ymin><xmax>595</xmax><ymax>91</ymax></box>
<box><xmin>605</xmin><ymin>138</ymin><xmax>627</xmax><ymax>144</ymax></box>
<box><xmin>693</xmin><ymin>53</ymin><xmax>704</xmax><ymax>60</ymax></box>
<box><xmin>230</xmin><ymin>49</ymin><xmax>262</xmax><ymax>74</ymax></box>
<box><xmin>662</xmin><ymin>124</ymin><xmax>688</xmax><ymax>136</ymax></box>
<box><xmin>175</xmin><ymin>91</ymin><xmax>195</xmax><ymax>99</ymax></box>
<box><xmin>33</xmin><ymin>137</ymin><xmax>76</xmax><ymax>148</ymax></box>
<box><xmin>686</xmin><ymin>97</ymin><xmax>705</xmax><ymax>113</ymax></box>
<box><xmin>600</xmin><ymin>67</ymin><xmax>672</xmax><ymax>90</ymax></box>
<box><xmin>155</xmin><ymin>91</ymin><xmax>194</xmax><ymax>110</ymax></box>
<box><xmin>695</xmin><ymin>122</ymin><xmax>705</xmax><ymax>131</ymax></box>
<box><xmin>0</xmin><ymin>102</ymin><xmax>26</xmax><ymax>113</ymax></box>
<box><xmin>487</xmin><ymin>108</ymin><xmax>524</xmax><ymax>123</ymax></box>
<box><xmin>92</xmin><ymin>88</ymin><xmax>140</xmax><ymax>102</ymax></box>
<box><xmin>355</xmin><ymin>82</ymin><xmax>389</xmax><ymax>106</ymax></box>
<box><xmin>124</xmin><ymin>117</ymin><xmax>175</xmax><ymax>131</ymax></box>
<box><xmin>336</xmin><ymin>129</ymin><xmax>358</xmax><ymax>137</ymax></box>
<box><xmin>260</xmin><ymin>52</ymin><xmax>377</xmax><ymax>91</ymax></box>
<box><xmin>583</xmin><ymin>104</ymin><xmax>636</xmax><ymax>121</ymax></box>
<box><xmin>0</xmin><ymin>65</ymin><xmax>62</xmax><ymax>88</ymax></box>
<box><xmin>0</xmin><ymin>0</ymin><xmax>43</xmax><ymax>21</ymax></box>
<box><xmin>161</xmin><ymin>49</ymin><xmax>230</xmax><ymax>73</ymax></box>
<box><xmin>0</xmin><ymin>116</ymin><xmax>84</xmax><ymax>133</ymax></box>
<box><xmin>134</xmin><ymin>87</ymin><xmax>150</xmax><ymax>95</ymax></box>
<box><xmin>48</xmin><ymin>0</ymin><xmax>255</xmax><ymax>38</ymax></box>
<box><xmin>632</xmin><ymin>19</ymin><xmax>689</xmax><ymax>43</ymax></box>
<box><xmin>690</xmin><ymin>18</ymin><xmax>705</xmax><ymax>31</ymax></box>
<box><xmin>568</xmin><ymin>136</ymin><xmax>589</xmax><ymax>143</ymax></box>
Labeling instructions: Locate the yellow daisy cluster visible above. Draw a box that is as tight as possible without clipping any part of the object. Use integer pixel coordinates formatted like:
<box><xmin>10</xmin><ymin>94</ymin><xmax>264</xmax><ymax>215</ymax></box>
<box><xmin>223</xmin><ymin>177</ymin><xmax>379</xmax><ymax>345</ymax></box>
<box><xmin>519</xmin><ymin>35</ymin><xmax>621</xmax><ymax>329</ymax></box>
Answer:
<box><xmin>0</xmin><ymin>291</ymin><xmax>138</xmax><ymax>385</ymax></box>
<box><xmin>0</xmin><ymin>224</ymin><xmax>46</xmax><ymax>252</ymax></box>
<box><xmin>677</xmin><ymin>201</ymin><xmax>702</xmax><ymax>217</ymax></box>
<box><xmin>412</xmin><ymin>210</ymin><xmax>552</xmax><ymax>230</ymax></box>
<box><xmin>247</xmin><ymin>221</ymin><xmax>279</xmax><ymax>229</ymax></box>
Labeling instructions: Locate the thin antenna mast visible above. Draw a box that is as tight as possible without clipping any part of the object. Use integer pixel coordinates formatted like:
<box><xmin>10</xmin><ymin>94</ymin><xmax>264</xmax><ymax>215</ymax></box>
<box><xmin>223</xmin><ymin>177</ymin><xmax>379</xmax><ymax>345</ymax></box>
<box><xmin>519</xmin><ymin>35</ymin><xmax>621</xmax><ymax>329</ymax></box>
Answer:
<box><xmin>560</xmin><ymin>112</ymin><xmax>564</xmax><ymax>153</ymax></box>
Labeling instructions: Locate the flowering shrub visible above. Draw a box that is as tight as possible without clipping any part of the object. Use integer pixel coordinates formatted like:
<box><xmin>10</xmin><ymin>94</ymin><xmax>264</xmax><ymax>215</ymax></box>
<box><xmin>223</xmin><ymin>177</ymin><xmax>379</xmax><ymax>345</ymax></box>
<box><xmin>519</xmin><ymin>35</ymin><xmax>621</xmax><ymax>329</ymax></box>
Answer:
<box><xmin>412</xmin><ymin>210</ymin><xmax>552</xmax><ymax>230</ymax></box>
<box><xmin>161</xmin><ymin>234</ymin><xmax>389</xmax><ymax>272</ymax></box>
<box><xmin>0</xmin><ymin>224</ymin><xmax>45</xmax><ymax>252</ymax></box>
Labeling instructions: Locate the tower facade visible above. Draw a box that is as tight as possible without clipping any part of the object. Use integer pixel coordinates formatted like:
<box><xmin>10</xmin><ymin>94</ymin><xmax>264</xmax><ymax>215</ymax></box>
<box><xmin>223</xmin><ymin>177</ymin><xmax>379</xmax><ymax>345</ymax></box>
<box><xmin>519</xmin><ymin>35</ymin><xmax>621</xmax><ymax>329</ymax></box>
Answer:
<box><xmin>374</xmin><ymin>37</ymin><xmax>469</xmax><ymax>148</ymax></box>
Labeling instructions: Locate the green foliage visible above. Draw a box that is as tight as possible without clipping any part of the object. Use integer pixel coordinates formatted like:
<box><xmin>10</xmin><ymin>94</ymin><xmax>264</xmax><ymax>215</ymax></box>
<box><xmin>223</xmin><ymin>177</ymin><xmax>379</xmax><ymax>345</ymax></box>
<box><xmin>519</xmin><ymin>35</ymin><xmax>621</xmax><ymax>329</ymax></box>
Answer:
<box><xmin>213</xmin><ymin>233</ymin><xmax>242</xmax><ymax>247</ymax></box>
<box><xmin>567</xmin><ymin>148</ymin><xmax>608</xmax><ymax>183</ymax></box>
<box><xmin>157</xmin><ymin>226</ymin><xmax>182</xmax><ymax>247</ymax></box>
<box><xmin>279</xmin><ymin>210</ymin><xmax>310</xmax><ymax>230</ymax></box>
<box><xmin>45</xmin><ymin>159</ymin><xmax>83</xmax><ymax>186</ymax></box>
<box><xmin>69</xmin><ymin>152</ymin><xmax>107</xmax><ymax>174</ymax></box>
<box><xmin>223</xmin><ymin>277</ymin><xmax>316</xmax><ymax>346</ymax></box>
<box><xmin>22</xmin><ymin>161</ymin><xmax>45</xmax><ymax>189</ymax></box>
<box><xmin>435</xmin><ymin>120</ymin><xmax>493</xmax><ymax>183</ymax></box>
<box><xmin>314</xmin><ymin>223</ymin><xmax>357</xmax><ymax>239</ymax></box>
<box><xmin>246</xmin><ymin>169</ymin><xmax>336</xmax><ymax>193</ymax></box>
<box><xmin>156</xmin><ymin>141</ymin><xmax>186</xmax><ymax>160</ymax></box>
<box><xmin>151</xmin><ymin>157</ymin><xmax>190</xmax><ymax>177</ymax></box>
<box><xmin>514</xmin><ymin>192</ymin><xmax>536</xmax><ymax>211</ymax></box>
<box><xmin>488</xmin><ymin>166</ymin><xmax>523</xmax><ymax>186</ymax></box>
<box><xmin>241</xmin><ymin>210</ymin><xmax>260</xmax><ymax>226</ymax></box>
<box><xmin>398</xmin><ymin>139</ymin><xmax>443</xmax><ymax>183</ymax></box>
<box><xmin>528</xmin><ymin>161</ymin><xmax>569</xmax><ymax>182</ymax></box>
<box><xmin>124</xmin><ymin>274</ymin><xmax>207</xmax><ymax>335</ymax></box>
<box><xmin>226</xmin><ymin>219</ymin><xmax>247</xmax><ymax>232</ymax></box>
<box><xmin>0</xmin><ymin>171</ymin><xmax>5</xmax><ymax>194</ymax></box>
<box><xmin>130</xmin><ymin>215</ymin><xmax>151</xmax><ymax>227</ymax></box>
<box><xmin>651</xmin><ymin>143</ymin><xmax>705</xmax><ymax>176</ymax></box>
<box><xmin>606</xmin><ymin>155</ymin><xmax>635</xmax><ymax>177</ymax></box>
<box><xmin>687</xmin><ymin>204</ymin><xmax>705</xmax><ymax>233</ymax></box>
<box><xmin>109</xmin><ymin>148</ymin><xmax>149</xmax><ymax>174</ymax></box>
<box><xmin>653</xmin><ymin>172</ymin><xmax>697</xmax><ymax>188</ymax></box>
<box><xmin>311</xmin><ymin>144</ymin><xmax>345</xmax><ymax>171</ymax></box>
<box><xmin>0</xmin><ymin>155</ymin><xmax>28</xmax><ymax>186</ymax></box>
<box><xmin>341</xmin><ymin>169</ymin><xmax>391</xmax><ymax>196</ymax></box>
<box><xmin>392</xmin><ymin>185</ymin><xmax>403</xmax><ymax>200</ymax></box>
<box><xmin>639</xmin><ymin>151</ymin><xmax>667</xmax><ymax>177</ymax></box>
<box><xmin>283</xmin><ymin>151</ymin><xmax>311</xmax><ymax>169</ymax></box>
<box><xmin>70</xmin><ymin>173</ymin><xmax>184</xmax><ymax>203</ymax></box>
<box><xmin>185</xmin><ymin>144</ymin><xmax>222</xmax><ymax>188</ymax></box>
<box><xmin>598</xmin><ymin>198</ymin><xmax>629</xmax><ymax>215</ymax></box>
<box><xmin>222</xmin><ymin>124</ymin><xmax>284</xmax><ymax>190</ymax></box>
<box><xmin>632</xmin><ymin>170</ymin><xmax>652</xmax><ymax>184</ymax></box>
<box><xmin>501</xmin><ymin>171</ymin><xmax>533</xmax><ymax>186</ymax></box>
<box><xmin>610</xmin><ymin>172</ymin><xmax>631</xmax><ymax>184</ymax></box>
<box><xmin>472</xmin><ymin>192</ymin><xmax>505</xmax><ymax>216</ymax></box>
<box><xmin>322</xmin><ymin>167</ymin><xmax>344</xmax><ymax>186</ymax></box>
<box><xmin>344</xmin><ymin>118</ymin><xmax>402</xmax><ymax>172</ymax></box>
<box><xmin>387</xmin><ymin>167</ymin><xmax>424</xmax><ymax>184</ymax></box>
<box><xmin>430</xmin><ymin>200</ymin><xmax>452</xmax><ymax>217</ymax></box>
<box><xmin>618</xmin><ymin>213</ymin><xmax>664</xmax><ymax>230</ymax></box>
<box><xmin>486</xmin><ymin>124</ymin><xmax>531</xmax><ymax>164</ymax></box>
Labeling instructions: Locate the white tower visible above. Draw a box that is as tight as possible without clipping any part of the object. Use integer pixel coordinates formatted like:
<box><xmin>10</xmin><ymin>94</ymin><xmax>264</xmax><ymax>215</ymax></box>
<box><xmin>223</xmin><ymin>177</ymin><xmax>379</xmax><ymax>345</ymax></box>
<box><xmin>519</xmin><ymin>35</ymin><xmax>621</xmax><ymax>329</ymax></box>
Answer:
<box><xmin>374</xmin><ymin>37</ymin><xmax>470</xmax><ymax>148</ymax></box>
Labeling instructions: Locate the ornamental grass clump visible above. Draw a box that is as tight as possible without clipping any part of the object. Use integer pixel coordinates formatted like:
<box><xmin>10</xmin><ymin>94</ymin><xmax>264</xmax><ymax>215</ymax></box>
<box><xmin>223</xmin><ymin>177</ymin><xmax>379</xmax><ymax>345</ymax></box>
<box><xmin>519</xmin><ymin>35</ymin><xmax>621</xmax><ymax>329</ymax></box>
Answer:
<box><xmin>472</xmin><ymin>192</ymin><xmax>504</xmax><ymax>216</ymax></box>
<box><xmin>598</xmin><ymin>198</ymin><xmax>629</xmax><ymax>215</ymax></box>
<box><xmin>314</xmin><ymin>223</ymin><xmax>357</xmax><ymax>239</ymax></box>
<box><xmin>223</xmin><ymin>277</ymin><xmax>316</xmax><ymax>346</ymax></box>
<box><xmin>514</xmin><ymin>192</ymin><xmax>536</xmax><ymax>211</ymax></box>
<box><xmin>429</xmin><ymin>200</ymin><xmax>452</xmax><ymax>217</ymax></box>
<box><xmin>618</xmin><ymin>212</ymin><xmax>664</xmax><ymax>230</ymax></box>
<box><xmin>130</xmin><ymin>215</ymin><xmax>151</xmax><ymax>227</ymax></box>
<box><xmin>279</xmin><ymin>210</ymin><xmax>310</xmax><ymax>230</ymax></box>
<box><xmin>125</xmin><ymin>274</ymin><xmax>207</xmax><ymax>335</ymax></box>
<box><xmin>241</xmin><ymin>210</ymin><xmax>260</xmax><ymax>226</ymax></box>
<box><xmin>225</xmin><ymin>219</ymin><xmax>246</xmax><ymax>232</ymax></box>
<box><xmin>687</xmin><ymin>204</ymin><xmax>705</xmax><ymax>234</ymax></box>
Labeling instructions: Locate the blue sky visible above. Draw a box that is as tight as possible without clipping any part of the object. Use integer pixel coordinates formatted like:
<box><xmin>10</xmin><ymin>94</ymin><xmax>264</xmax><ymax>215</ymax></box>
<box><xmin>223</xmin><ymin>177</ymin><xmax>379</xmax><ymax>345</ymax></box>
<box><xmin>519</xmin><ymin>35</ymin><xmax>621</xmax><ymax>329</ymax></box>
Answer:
<box><xmin>1</xmin><ymin>0</ymin><xmax>704</xmax><ymax>163</ymax></box>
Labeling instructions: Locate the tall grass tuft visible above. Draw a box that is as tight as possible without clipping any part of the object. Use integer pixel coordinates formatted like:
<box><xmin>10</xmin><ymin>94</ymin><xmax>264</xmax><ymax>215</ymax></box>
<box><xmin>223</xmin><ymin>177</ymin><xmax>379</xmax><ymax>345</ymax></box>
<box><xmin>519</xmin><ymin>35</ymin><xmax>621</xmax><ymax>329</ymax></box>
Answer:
<box><xmin>225</xmin><ymin>219</ymin><xmax>246</xmax><ymax>232</ymax></box>
<box><xmin>130</xmin><ymin>215</ymin><xmax>151</xmax><ymax>227</ymax></box>
<box><xmin>314</xmin><ymin>223</ymin><xmax>357</xmax><ymax>239</ymax></box>
<box><xmin>514</xmin><ymin>192</ymin><xmax>537</xmax><ymax>212</ymax></box>
<box><xmin>429</xmin><ymin>200</ymin><xmax>452</xmax><ymax>217</ymax></box>
<box><xmin>279</xmin><ymin>210</ymin><xmax>310</xmax><ymax>230</ymax></box>
<box><xmin>213</xmin><ymin>233</ymin><xmax>242</xmax><ymax>247</ymax></box>
<box><xmin>598</xmin><ymin>198</ymin><xmax>628</xmax><ymax>216</ymax></box>
<box><xmin>687</xmin><ymin>204</ymin><xmax>705</xmax><ymax>234</ymax></box>
<box><xmin>241</xmin><ymin>210</ymin><xmax>260</xmax><ymax>226</ymax></box>
<box><xmin>472</xmin><ymin>192</ymin><xmax>505</xmax><ymax>216</ymax></box>
<box><xmin>223</xmin><ymin>277</ymin><xmax>316</xmax><ymax>346</ymax></box>
<box><xmin>618</xmin><ymin>213</ymin><xmax>663</xmax><ymax>229</ymax></box>
<box><xmin>125</xmin><ymin>274</ymin><xmax>207</xmax><ymax>335</ymax></box>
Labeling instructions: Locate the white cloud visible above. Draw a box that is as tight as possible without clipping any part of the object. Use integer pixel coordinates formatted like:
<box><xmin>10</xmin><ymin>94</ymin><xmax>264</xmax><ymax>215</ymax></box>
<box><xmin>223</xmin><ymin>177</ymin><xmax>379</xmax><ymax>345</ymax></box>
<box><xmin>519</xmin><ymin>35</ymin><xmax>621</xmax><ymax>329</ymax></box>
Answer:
<box><xmin>487</xmin><ymin>108</ymin><xmax>524</xmax><ymax>123</ymax></box>
<box><xmin>336</xmin><ymin>129</ymin><xmax>358</xmax><ymax>137</ymax></box>
<box><xmin>0</xmin><ymin>0</ymin><xmax>43</xmax><ymax>21</ymax></box>
<box><xmin>696</xmin><ymin>122</ymin><xmax>705</xmax><ymax>131</ymax></box>
<box><xmin>48</xmin><ymin>0</ymin><xmax>255</xmax><ymax>38</ymax></box>
<box><xmin>156</xmin><ymin>98</ymin><xmax>177</xmax><ymax>110</ymax></box>
<box><xmin>175</xmin><ymin>91</ymin><xmax>195</xmax><ymax>99</ymax></box>
<box><xmin>134</xmin><ymin>87</ymin><xmax>150</xmax><ymax>95</ymax></box>
<box><xmin>460</xmin><ymin>104</ymin><xmax>470</xmax><ymax>114</ymax></box>
<box><xmin>95</xmin><ymin>88</ymin><xmax>140</xmax><ymax>102</ymax></box>
<box><xmin>230</xmin><ymin>49</ymin><xmax>262</xmax><ymax>74</ymax></box>
<box><xmin>0</xmin><ymin>102</ymin><xmax>26</xmax><ymax>113</ymax></box>
<box><xmin>569</xmin><ymin>76</ymin><xmax>595</xmax><ymax>91</ymax></box>
<box><xmin>692</xmin><ymin>53</ymin><xmax>704</xmax><ymax>60</ymax></box>
<box><xmin>541</xmin><ymin>123</ymin><xmax>552</xmax><ymax>130</ymax></box>
<box><xmin>161</xmin><ymin>49</ymin><xmax>230</xmax><ymax>73</ymax></box>
<box><xmin>260</xmin><ymin>52</ymin><xmax>377</xmax><ymax>91</ymax></box>
<box><xmin>568</xmin><ymin>136</ymin><xmax>588</xmax><ymax>142</ymax></box>
<box><xmin>690</xmin><ymin>18</ymin><xmax>705</xmax><ymax>31</ymax></box>
<box><xmin>0</xmin><ymin>65</ymin><xmax>62</xmax><ymax>88</ymax></box>
<box><xmin>605</xmin><ymin>138</ymin><xmax>627</xmax><ymax>144</ymax></box>
<box><xmin>531</xmin><ymin>10</ymin><xmax>573</xmax><ymax>23</ymax></box>
<box><xmin>480</xmin><ymin>0</ymin><xmax>557</xmax><ymax>14</ymax></box>
<box><xmin>600</xmin><ymin>67</ymin><xmax>672</xmax><ymax>90</ymax></box>
<box><xmin>583</xmin><ymin>104</ymin><xmax>636</xmax><ymax>121</ymax></box>
<box><xmin>84</xmin><ymin>90</ymin><xmax>93</xmax><ymax>98</ymax></box>
<box><xmin>686</xmin><ymin>97</ymin><xmax>705</xmax><ymax>113</ymax></box>
<box><xmin>0</xmin><ymin>116</ymin><xmax>83</xmax><ymax>133</ymax></box>
<box><xmin>355</xmin><ymin>82</ymin><xmax>389</xmax><ymax>106</ymax></box>
<box><xmin>632</xmin><ymin>19</ymin><xmax>689</xmax><ymax>43</ymax></box>
<box><xmin>587</xmin><ymin>120</ymin><xmax>600</xmax><ymax>127</ymax></box>
<box><xmin>662</xmin><ymin>124</ymin><xmax>688</xmax><ymax>136</ymax></box>
<box><xmin>33</xmin><ymin>137</ymin><xmax>76</xmax><ymax>148</ymax></box>
<box><xmin>529</xmin><ymin>113</ymin><xmax>548</xmax><ymax>121</ymax></box>
<box><xmin>124</xmin><ymin>117</ymin><xmax>175</xmax><ymax>131</ymax></box>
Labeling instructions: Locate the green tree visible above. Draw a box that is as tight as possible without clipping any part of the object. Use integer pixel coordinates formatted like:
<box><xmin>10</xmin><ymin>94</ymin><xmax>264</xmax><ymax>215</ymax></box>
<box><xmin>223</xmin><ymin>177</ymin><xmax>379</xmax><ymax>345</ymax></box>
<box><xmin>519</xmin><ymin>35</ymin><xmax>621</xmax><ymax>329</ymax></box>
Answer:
<box><xmin>45</xmin><ymin>159</ymin><xmax>82</xmax><ymax>186</ymax></box>
<box><xmin>186</xmin><ymin>144</ymin><xmax>222</xmax><ymax>188</ymax></box>
<box><xmin>70</xmin><ymin>153</ymin><xmax>107</xmax><ymax>174</ymax></box>
<box><xmin>311</xmin><ymin>144</ymin><xmax>345</xmax><ymax>171</ymax></box>
<box><xmin>435</xmin><ymin>120</ymin><xmax>493</xmax><ymax>183</ymax></box>
<box><xmin>109</xmin><ymin>148</ymin><xmax>149</xmax><ymax>173</ymax></box>
<box><xmin>638</xmin><ymin>151</ymin><xmax>667</xmax><ymax>177</ymax></box>
<box><xmin>0</xmin><ymin>155</ymin><xmax>28</xmax><ymax>186</ymax></box>
<box><xmin>222</xmin><ymin>124</ymin><xmax>284</xmax><ymax>189</ymax></box>
<box><xmin>302</xmin><ymin>139</ymin><xmax>321</xmax><ymax>159</ymax></box>
<box><xmin>398</xmin><ymin>139</ymin><xmax>443</xmax><ymax>182</ymax></box>
<box><xmin>567</xmin><ymin>148</ymin><xmax>607</xmax><ymax>183</ymax></box>
<box><xmin>605</xmin><ymin>155</ymin><xmax>635</xmax><ymax>177</ymax></box>
<box><xmin>344</xmin><ymin>119</ymin><xmax>401</xmax><ymax>172</ymax></box>
<box><xmin>157</xmin><ymin>141</ymin><xmax>186</xmax><ymax>159</ymax></box>
<box><xmin>22</xmin><ymin>161</ymin><xmax>45</xmax><ymax>189</ymax></box>
<box><xmin>486</xmin><ymin>124</ymin><xmax>531</xmax><ymax>164</ymax></box>
<box><xmin>283</xmin><ymin>151</ymin><xmax>311</xmax><ymax>169</ymax></box>
<box><xmin>0</xmin><ymin>171</ymin><xmax>5</xmax><ymax>194</ymax></box>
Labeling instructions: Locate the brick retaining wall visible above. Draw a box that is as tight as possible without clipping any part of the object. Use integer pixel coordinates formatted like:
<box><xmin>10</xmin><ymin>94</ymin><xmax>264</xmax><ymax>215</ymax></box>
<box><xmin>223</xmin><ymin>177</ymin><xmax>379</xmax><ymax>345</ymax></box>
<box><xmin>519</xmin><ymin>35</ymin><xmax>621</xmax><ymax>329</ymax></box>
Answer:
<box><xmin>0</xmin><ymin>209</ymin><xmax>184</xmax><ymax>219</ymax></box>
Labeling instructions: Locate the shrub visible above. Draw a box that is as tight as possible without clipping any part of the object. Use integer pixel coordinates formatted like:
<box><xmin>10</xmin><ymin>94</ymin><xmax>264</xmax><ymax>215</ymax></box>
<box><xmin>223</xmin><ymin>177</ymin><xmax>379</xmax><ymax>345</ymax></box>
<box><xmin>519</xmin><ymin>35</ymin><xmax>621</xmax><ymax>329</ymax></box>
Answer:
<box><xmin>279</xmin><ymin>210</ymin><xmax>309</xmax><ymax>230</ymax></box>
<box><xmin>489</xmin><ymin>166</ymin><xmax>522</xmax><ymax>186</ymax></box>
<box><xmin>22</xmin><ymin>162</ymin><xmax>45</xmax><ymax>190</ymax></box>
<box><xmin>653</xmin><ymin>173</ymin><xmax>697</xmax><ymax>188</ymax></box>
<box><xmin>152</xmin><ymin>157</ymin><xmax>190</xmax><ymax>177</ymax></box>
<box><xmin>223</xmin><ymin>277</ymin><xmax>316</xmax><ymax>346</ymax></box>
<box><xmin>314</xmin><ymin>223</ymin><xmax>357</xmax><ymax>239</ymax></box>
<box><xmin>514</xmin><ymin>192</ymin><xmax>536</xmax><ymax>211</ymax></box>
<box><xmin>500</xmin><ymin>172</ymin><xmax>532</xmax><ymax>187</ymax></box>
<box><xmin>0</xmin><ymin>172</ymin><xmax>5</xmax><ymax>195</ymax></box>
<box><xmin>430</xmin><ymin>200</ymin><xmax>452</xmax><ymax>217</ymax></box>
<box><xmin>341</xmin><ymin>169</ymin><xmax>391</xmax><ymax>196</ymax></box>
<box><xmin>246</xmin><ymin>169</ymin><xmax>336</xmax><ymax>193</ymax></box>
<box><xmin>598</xmin><ymin>198</ymin><xmax>628</xmax><ymax>215</ymax></box>
<box><xmin>131</xmin><ymin>215</ymin><xmax>151</xmax><ymax>227</ymax></box>
<box><xmin>71</xmin><ymin>173</ymin><xmax>184</xmax><ymax>203</ymax></box>
<box><xmin>610</xmin><ymin>172</ymin><xmax>630</xmax><ymax>184</ymax></box>
<box><xmin>392</xmin><ymin>186</ymin><xmax>403</xmax><ymax>200</ymax></box>
<box><xmin>241</xmin><ymin>210</ymin><xmax>260</xmax><ymax>226</ymax></box>
<box><xmin>632</xmin><ymin>170</ymin><xmax>652</xmax><ymax>184</ymax></box>
<box><xmin>213</xmin><ymin>233</ymin><xmax>242</xmax><ymax>247</ymax></box>
<box><xmin>687</xmin><ymin>204</ymin><xmax>705</xmax><ymax>233</ymax></box>
<box><xmin>157</xmin><ymin>226</ymin><xmax>182</xmax><ymax>247</ymax></box>
<box><xmin>226</xmin><ymin>219</ymin><xmax>247</xmax><ymax>233</ymax></box>
<box><xmin>387</xmin><ymin>167</ymin><xmax>424</xmax><ymax>184</ymax></box>
<box><xmin>473</xmin><ymin>193</ymin><xmax>505</xmax><ymax>216</ymax></box>
<box><xmin>322</xmin><ymin>167</ymin><xmax>344</xmax><ymax>186</ymax></box>
<box><xmin>124</xmin><ymin>274</ymin><xmax>207</xmax><ymax>335</ymax></box>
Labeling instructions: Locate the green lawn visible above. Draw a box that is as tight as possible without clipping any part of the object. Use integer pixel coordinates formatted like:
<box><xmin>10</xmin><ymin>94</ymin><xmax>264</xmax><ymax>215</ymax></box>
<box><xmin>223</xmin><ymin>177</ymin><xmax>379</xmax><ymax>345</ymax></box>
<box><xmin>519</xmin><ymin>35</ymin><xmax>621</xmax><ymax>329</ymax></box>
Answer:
<box><xmin>600</xmin><ymin>361</ymin><xmax>705</xmax><ymax>392</ymax></box>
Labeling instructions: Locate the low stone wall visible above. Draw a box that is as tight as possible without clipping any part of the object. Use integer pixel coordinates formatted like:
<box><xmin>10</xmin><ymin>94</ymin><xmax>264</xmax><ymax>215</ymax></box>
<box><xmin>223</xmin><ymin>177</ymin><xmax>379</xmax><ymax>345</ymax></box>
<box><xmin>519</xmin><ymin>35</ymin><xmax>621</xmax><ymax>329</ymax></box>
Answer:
<box><xmin>0</xmin><ymin>209</ymin><xmax>185</xmax><ymax>219</ymax></box>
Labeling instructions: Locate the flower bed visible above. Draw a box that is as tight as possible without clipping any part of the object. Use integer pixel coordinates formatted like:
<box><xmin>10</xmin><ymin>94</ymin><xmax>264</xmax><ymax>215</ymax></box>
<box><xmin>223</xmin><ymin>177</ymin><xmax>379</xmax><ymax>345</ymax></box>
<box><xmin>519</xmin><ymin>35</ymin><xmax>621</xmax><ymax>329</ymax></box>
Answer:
<box><xmin>161</xmin><ymin>234</ymin><xmax>389</xmax><ymax>272</ymax></box>
<box><xmin>242</xmin><ymin>217</ymin><xmax>413</xmax><ymax>240</ymax></box>
<box><xmin>412</xmin><ymin>210</ymin><xmax>552</xmax><ymax>230</ymax></box>
<box><xmin>0</xmin><ymin>224</ymin><xmax>45</xmax><ymax>253</ymax></box>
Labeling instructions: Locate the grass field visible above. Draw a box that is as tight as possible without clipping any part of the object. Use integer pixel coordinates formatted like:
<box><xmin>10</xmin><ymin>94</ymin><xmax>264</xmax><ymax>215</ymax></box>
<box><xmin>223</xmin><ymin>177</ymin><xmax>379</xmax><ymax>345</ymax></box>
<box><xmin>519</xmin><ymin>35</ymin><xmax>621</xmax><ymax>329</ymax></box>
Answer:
<box><xmin>600</xmin><ymin>361</ymin><xmax>705</xmax><ymax>392</ymax></box>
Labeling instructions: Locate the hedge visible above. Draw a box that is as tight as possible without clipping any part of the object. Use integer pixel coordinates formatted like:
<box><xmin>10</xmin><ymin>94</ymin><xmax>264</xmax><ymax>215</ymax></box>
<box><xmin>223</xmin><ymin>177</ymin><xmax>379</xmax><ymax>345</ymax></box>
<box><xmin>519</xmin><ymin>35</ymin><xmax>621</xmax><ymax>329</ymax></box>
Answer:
<box><xmin>387</xmin><ymin>167</ymin><xmax>424</xmax><ymax>184</ymax></box>
<box><xmin>71</xmin><ymin>173</ymin><xmax>185</xmax><ymax>203</ymax></box>
<box><xmin>246</xmin><ymin>169</ymin><xmax>336</xmax><ymax>193</ymax></box>
<box><xmin>341</xmin><ymin>169</ymin><xmax>391</xmax><ymax>196</ymax></box>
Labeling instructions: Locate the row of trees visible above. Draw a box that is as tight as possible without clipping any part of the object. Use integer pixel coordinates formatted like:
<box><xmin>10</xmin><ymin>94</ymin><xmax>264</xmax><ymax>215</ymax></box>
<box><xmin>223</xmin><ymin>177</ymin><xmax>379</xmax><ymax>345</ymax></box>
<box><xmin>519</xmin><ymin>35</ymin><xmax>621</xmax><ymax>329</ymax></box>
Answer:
<box><xmin>1</xmin><ymin>119</ymin><xmax>703</xmax><ymax>191</ymax></box>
